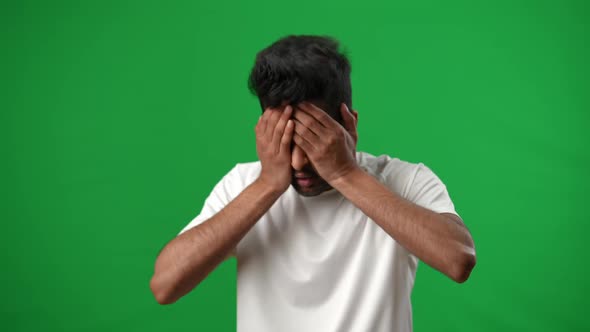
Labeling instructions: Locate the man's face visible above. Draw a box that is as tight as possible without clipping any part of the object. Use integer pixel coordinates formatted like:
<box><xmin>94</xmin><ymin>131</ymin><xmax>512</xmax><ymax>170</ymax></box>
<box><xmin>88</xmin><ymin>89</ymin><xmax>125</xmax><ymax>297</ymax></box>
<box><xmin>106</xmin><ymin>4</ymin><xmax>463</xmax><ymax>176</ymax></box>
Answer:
<box><xmin>290</xmin><ymin>143</ymin><xmax>333</xmax><ymax>196</ymax></box>
<box><xmin>281</xmin><ymin>99</ymin><xmax>346</xmax><ymax>197</ymax></box>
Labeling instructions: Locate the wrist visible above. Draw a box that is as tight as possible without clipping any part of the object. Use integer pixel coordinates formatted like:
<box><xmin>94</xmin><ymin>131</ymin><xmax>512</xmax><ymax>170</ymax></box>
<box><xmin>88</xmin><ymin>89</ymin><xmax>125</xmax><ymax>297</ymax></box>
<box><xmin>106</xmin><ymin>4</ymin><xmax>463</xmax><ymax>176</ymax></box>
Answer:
<box><xmin>329</xmin><ymin>165</ymin><xmax>365</xmax><ymax>190</ymax></box>
<box><xmin>254</xmin><ymin>176</ymin><xmax>288</xmax><ymax>198</ymax></box>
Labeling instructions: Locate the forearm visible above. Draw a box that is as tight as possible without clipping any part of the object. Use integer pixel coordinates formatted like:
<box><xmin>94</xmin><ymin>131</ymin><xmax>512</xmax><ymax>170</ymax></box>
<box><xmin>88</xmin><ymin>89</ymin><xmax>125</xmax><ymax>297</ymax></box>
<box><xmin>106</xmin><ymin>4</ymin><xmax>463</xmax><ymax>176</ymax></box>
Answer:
<box><xmin>331</xmin><ymin>167</ymin><xmax>476</xmax><ymax>282</ymax></box>
<box><xmin>150</xmin><ymin>178</ymin><xmax>282</xmax><ymax>304</ymax></box>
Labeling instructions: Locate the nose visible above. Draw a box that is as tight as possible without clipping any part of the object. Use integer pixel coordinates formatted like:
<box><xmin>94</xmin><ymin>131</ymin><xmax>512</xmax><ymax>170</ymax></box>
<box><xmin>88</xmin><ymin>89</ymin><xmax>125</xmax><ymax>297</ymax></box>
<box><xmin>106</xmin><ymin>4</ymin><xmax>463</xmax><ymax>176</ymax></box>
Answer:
<box><xmin>291</xmin><ymin>145</ymin><xmax>310</xmax><ymax>171</ymax></box>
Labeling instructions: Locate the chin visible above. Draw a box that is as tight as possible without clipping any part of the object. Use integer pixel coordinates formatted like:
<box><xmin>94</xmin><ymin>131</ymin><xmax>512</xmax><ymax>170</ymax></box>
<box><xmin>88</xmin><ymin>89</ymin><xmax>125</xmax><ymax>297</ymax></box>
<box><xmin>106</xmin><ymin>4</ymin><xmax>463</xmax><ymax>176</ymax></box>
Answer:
<box><xmin>292</xmin><ymin>182</ymin><xmax>332</xmax><ymax>197</ymax></box>
<box><xmin>295</xmin><ymin>188</ymin><xmax>323</xmax><ymax>197</ymax></box>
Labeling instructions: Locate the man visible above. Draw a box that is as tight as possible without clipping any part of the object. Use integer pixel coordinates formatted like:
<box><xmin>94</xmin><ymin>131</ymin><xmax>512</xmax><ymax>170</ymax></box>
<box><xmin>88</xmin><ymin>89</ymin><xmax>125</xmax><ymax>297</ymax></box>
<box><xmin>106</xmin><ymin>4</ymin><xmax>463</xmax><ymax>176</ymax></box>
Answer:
<box><xmin>150</xmin><ymin>35</ymin><xmax>476</xmax><ymax>332</ymax></box>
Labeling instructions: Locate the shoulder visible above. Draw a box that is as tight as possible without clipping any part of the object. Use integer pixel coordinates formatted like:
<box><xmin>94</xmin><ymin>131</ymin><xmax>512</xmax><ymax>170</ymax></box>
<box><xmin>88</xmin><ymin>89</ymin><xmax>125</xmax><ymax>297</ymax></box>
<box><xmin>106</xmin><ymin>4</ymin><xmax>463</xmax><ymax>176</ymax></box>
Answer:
<box><xmin>356</xmin><ymin>151</ymin><xmax>417</xmax><ymax>174</ymax></box>
<box><xmin>208</xmin><ymin>160</ymin><xmax>261</xmax><ymax>198</ymax></box>
<box><xmin>356</xmin><ymin>151</ymin><xmax>431</xmax><ymax>197</ymax></box>
<box><xmin>232</xmin><ymin>160</ymin><xmax>261</xmax><ymax>179</ymax></box>
<box><xmin>224</xmin><ymin>160</ymin><xmax>261</xmax><ymax>186</ymax></box>
<box><xmin>357</xmin><ymin>151</ymin><xmax>442</xmax><ymax>179</ymax></box>
<box><xmin>358</xmin><ymin>151</ymin><xmax>458</xmax><ymax>215</ymax></box>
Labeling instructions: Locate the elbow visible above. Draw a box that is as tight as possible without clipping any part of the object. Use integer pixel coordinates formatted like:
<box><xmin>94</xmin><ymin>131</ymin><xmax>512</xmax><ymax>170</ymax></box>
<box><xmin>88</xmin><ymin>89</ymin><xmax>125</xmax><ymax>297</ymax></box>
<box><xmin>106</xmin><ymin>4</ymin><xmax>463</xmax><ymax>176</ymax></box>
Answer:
<box><xmin>150</xmin><ymin>274</ymin><xmax>177</xmax><ymax>305</ymax></box>
<box><xmin>449</xmin><ymin>251</ymin><xmax>477</xmax><ymax>284</ymax></box>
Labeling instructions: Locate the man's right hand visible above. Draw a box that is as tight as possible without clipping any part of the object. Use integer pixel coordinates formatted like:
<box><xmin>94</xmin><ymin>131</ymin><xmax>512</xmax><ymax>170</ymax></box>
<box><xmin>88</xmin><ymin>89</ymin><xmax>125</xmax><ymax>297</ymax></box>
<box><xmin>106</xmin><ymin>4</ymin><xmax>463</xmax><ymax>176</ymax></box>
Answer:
<box><xmin>151</xmin><ymin>111</ymin><xmax>294</xmax><ymax>304</ymax></box>
<box><xmin>255</xmin><ymin>105</ymin><xmax>294</xmax><ymax>193</ymax></box>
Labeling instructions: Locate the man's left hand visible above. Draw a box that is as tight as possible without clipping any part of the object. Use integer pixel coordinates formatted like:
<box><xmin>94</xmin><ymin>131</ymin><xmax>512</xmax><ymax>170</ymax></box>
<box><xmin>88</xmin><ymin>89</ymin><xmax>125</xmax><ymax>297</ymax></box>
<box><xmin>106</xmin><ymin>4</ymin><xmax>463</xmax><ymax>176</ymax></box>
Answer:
<box><xmin>292</xmin><ymin>102</ymin><xmax>360</xmax><ymax>183</ymax></box>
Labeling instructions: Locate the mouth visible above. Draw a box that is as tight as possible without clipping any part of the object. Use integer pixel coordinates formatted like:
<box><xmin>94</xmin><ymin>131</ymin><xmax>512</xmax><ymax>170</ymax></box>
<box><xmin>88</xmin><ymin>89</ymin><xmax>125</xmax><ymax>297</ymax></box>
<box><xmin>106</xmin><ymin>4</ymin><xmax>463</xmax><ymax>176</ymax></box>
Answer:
<box><xmin>293</xmin><ymin>173</ymin><xmax>318</xmax><ymax>187</ymax></box>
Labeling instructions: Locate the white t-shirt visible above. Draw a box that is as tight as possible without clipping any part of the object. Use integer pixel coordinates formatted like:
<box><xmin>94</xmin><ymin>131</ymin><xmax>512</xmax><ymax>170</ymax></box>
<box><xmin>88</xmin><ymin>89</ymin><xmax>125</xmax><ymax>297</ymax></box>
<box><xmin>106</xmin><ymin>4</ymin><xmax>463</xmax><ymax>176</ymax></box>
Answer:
<box><xmin>178</xmin><ymin>151</ymin><xmax>460</xmax><ymax>332</ymax></box>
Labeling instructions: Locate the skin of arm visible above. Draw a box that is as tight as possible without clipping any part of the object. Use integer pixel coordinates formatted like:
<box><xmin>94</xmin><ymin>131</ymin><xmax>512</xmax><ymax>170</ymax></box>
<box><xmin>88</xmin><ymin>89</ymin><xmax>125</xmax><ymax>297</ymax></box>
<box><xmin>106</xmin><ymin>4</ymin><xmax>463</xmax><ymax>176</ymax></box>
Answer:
<box><xmin>292</xmin><ymin>102</ymin><xmax>476</xmax><ymax>283</ymax></box>
<box><xmin>150</xmin><ymin>179</ymin><xmax>283</xmax><ymax>305</ymax></box>
<box><xmin>150</xmin><ymin>106</ymin><xmax>295</xmax><ymax>304</ymax></box>
<box><xmin>330</xmin><ymin>168</ymin><xmax>476</xmax><ymax>283</ymax></box>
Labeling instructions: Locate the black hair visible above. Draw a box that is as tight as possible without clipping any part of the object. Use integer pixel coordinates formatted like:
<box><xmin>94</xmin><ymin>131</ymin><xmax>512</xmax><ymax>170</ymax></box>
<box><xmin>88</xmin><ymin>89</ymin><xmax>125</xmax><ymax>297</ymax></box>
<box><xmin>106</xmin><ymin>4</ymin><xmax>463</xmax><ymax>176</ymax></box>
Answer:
<box><xmin>248</xmin><ymin>35</ymin><xmax>352</xmax><ymax>121</ymax></box>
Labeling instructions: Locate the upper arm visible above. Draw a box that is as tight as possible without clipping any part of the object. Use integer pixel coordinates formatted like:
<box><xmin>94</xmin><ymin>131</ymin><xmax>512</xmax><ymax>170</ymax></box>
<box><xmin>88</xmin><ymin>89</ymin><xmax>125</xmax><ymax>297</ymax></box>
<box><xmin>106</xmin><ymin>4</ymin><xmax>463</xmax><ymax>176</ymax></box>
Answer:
<box><xmin>405</xmin><ymin>163</ymin><xmax>461</xmax><ymax>219</ymax></box>
<box><xmin>176</xmin><ymin>165</ymin><xmax>243</xmax><ymax>259</ymax></box>
<box><xmin>178</xmin><ymin>165</ymin><xmax>240</xmax><ymax>236</ymax></box>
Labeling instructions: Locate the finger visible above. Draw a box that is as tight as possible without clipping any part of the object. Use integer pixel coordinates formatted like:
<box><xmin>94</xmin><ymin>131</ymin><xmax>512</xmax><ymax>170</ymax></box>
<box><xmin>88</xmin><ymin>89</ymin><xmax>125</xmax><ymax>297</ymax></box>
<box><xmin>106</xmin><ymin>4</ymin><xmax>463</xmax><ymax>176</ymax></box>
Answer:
<box><xmin>293</xmin><ymin>118</ymin><xmax>320</xmax><ymax>149</ymax></box>
<box><xmin>265</xmin><ymin>108</ymin><xmax>282</xmax><ymax>139</ymax></box>
<box><xmin>272</xmin><ymin>105</ymin><xmax>293</xmax><ymax>152</ymax></box>
<box><xmin>340</xmin><ymin>103</ymin><xmax>356</xmax><ymax>133</ymax></box>
<box><xmin>293</xmin><ymin>106</ymin><xmax>326</xmax><ymax>137</ymax></box>
<box><xmin>298</xmin><ymin>102</ymin><xmax>337</xmax><ymax>129</ymax></box>
<box><xmin>279</xmin><ymin>119</ymin><xmax>294</xmax><ymax>155</ymax></box>
<box><xmin>259</xmin><ymin>108</ymin><xmax>272</xmax><ymax>134</ymax></box>
<box><xmin>293</xmin><ymin>132</ymin><xmax>315</xmax><ymax>155</ymax></box>
<box><xmin>255</xmin><ymin>115</ymin><xmax>261</xmax><ymax>132</ymax></box>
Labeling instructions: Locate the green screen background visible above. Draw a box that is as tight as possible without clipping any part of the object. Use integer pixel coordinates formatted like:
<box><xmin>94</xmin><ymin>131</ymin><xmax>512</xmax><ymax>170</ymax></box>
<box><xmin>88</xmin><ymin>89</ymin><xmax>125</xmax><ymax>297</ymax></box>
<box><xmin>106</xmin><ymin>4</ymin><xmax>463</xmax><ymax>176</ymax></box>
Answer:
<box><xmin>3</xmin><ymin>0</ymin><xmax>588</xmax><ymax>331</ymax></box>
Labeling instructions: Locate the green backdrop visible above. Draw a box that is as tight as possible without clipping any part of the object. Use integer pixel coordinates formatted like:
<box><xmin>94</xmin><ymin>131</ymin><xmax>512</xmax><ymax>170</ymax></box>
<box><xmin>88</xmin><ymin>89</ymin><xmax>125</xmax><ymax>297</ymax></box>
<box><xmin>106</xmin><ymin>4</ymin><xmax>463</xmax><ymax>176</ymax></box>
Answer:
<box><xmin>3</xmin><ymin>0</ymin><xmax>588</xmax><ymax>331</ymax></box>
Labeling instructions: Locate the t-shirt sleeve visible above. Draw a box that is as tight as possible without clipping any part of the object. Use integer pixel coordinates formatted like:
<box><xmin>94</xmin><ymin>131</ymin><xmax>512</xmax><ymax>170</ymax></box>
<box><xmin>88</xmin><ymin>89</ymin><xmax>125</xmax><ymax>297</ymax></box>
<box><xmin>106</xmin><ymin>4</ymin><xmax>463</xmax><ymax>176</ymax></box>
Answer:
<box><xmin>177</xmin><ymin>165</ymin><xmax>242</xmax><ymax>256</ymax></box>
<box><xmin>405</xmin><ymin>163</ymin><xmax>461</xmax><ymax>265</ymax></box>
<box><xmin>406</xmin><ymin>163</ymin><xmax>460</xmax><ymax>219</ymax></box>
